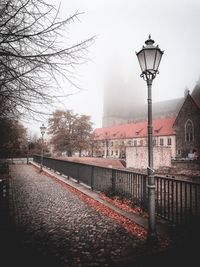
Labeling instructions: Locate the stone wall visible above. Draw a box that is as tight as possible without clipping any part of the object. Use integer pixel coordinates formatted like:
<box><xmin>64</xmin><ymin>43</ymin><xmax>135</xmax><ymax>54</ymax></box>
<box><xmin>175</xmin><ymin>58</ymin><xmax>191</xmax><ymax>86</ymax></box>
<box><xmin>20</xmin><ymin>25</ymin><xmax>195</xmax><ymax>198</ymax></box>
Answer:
<box><xmin>171</xmin><ymin>160</ymin><xmax>200</xmax><ymax>170</ymax></box>
<box><xmin>126</xmin><ymin>146</ymin><xmax>171</xmax><ymax>170</ymax></box>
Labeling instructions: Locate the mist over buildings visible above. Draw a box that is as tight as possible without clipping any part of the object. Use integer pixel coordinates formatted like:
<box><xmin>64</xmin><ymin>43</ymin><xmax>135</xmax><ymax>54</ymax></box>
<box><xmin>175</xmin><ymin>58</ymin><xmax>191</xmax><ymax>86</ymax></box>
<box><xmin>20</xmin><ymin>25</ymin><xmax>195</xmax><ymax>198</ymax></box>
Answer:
<box><xmin>102</xmin><ymin>56</ymin><xmax>145</xmax><ymax>126</ymax></box>
<box><xmin>102</xmin><ymin>60</ymin><xmax>200</xmax><ymax>128</ymax></box>
<box><xmin>22</xmin><ymin>0</ymin><xmax>200</xmax><ymax>134</ymax></box>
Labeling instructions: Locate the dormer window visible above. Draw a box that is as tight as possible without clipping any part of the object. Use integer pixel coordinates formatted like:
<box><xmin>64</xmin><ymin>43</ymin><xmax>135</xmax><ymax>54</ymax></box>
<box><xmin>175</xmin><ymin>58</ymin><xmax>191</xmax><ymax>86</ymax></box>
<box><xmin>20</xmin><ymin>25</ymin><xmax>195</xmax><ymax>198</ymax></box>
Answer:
<box><xmin>135</xmin><ymin>128</ymin><xmax>143</xmax><ymax>135</ymax></box>
<box><xmin>154</xmin><ymin>126</ymin><xmax>163</xmax><ymax>134</ymax></box>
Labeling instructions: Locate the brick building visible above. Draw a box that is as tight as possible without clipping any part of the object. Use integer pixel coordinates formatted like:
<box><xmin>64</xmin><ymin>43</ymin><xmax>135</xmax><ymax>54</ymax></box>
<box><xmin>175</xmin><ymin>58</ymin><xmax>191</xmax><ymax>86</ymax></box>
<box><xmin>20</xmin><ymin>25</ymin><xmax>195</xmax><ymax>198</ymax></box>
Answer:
<box><xmin>173</xmin><ymin>91</ymin><xmax>200</xmax><ymax>158</ymax></box>
<box><xmin>93</xmin><ymin>80</ymin><xmax>200</xmax><ymax>162</ymax></box>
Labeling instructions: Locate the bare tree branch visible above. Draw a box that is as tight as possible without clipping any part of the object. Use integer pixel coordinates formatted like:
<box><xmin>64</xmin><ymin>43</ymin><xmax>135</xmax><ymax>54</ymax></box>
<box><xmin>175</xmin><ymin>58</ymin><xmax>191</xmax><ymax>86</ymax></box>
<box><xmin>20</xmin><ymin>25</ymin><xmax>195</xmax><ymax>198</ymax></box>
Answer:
<box><xmin>0</xmin><ymin>0</ymin><xmax>95</xmax><ymax>119</ymax></box>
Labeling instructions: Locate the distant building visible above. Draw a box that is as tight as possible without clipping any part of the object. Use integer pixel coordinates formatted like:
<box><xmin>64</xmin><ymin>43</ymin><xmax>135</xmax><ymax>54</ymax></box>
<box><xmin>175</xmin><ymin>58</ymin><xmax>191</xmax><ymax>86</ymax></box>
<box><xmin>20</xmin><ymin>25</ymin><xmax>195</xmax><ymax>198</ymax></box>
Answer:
<box><xmin>93</xmin><ymin>79</ymin><xmax>200</xmax><ymax>167</ymax></box>
<box><xmin>103</xmin><ymin>97</ymin><xmax>184</xmax><ymax>127</ymax></box>
<box><xmin>94</xmin><ymin>117</ymin><xmax>176</xmax><ymax>159</ymax></box>
<box><xmin>173</xmin><ymin>91</ymin><xmax>200</xmax><ymax>158</ymax></box>
<box><xmin>103</xmin><ymin>71</ymin><xmax>184</xmax><ymax>127</ymax></box>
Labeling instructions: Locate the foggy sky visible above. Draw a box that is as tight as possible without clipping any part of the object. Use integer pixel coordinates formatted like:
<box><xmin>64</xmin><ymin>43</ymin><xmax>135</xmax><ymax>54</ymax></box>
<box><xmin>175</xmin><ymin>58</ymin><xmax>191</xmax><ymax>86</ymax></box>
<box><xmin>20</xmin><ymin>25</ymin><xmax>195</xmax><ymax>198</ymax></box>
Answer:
<box><xmin>24</xmin><ymin>0</ymin><xmax>200</xmax><ymax>136</ymax></box>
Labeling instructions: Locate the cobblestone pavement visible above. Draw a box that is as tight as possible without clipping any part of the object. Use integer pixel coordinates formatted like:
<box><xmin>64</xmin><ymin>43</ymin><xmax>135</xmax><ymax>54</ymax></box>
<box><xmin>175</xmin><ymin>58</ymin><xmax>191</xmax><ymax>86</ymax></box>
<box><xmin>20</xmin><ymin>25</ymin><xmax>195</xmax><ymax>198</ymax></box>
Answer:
<box><xmin>9</xmin><ymin>164</ymin><xmax>147</xmax><ymax>267</ymax></box>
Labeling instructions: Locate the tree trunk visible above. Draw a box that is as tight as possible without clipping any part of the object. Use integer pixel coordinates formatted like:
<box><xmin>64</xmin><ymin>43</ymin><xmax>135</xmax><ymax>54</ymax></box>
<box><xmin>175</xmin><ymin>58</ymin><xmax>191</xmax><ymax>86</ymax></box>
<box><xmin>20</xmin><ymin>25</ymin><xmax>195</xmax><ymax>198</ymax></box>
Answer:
<box><xmin>67</xmin><ymin>150</ymin><xmax>72</xmax><ymax>157</ymax></box>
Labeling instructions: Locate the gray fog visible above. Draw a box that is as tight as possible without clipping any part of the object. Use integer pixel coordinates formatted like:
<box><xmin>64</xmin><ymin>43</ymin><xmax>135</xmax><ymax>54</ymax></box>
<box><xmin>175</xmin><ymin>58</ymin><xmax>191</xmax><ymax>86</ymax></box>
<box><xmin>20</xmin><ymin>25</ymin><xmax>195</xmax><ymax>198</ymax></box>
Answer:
<box><xmin>24</xmin><ymin>0</ymin><xmax>200</xmax><ymax>135</ymax></box>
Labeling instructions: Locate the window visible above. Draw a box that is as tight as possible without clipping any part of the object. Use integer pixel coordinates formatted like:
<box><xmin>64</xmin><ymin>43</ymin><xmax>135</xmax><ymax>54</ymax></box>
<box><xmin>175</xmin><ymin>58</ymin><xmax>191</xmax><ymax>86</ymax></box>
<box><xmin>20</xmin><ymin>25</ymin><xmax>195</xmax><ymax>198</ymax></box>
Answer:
<box><xmin>134</xmin><ymin>140</ymin><xmax>137</xmax><ymax>146</ymax></box>
<box><xmin>111</xmin><ymin>150</ymin><xmax>113</xmax><ymax>156</ymax></box>
<box><xmin>185</xmin><ymin>120</ymin><xmax>194</xmax><ymax>142</ymax></box>
<box><xmin>127</xmin><ymin>140</ymin><xmax>132</xmax><ymax>146</ymax></box>
<box><xmin>110</xmin><ymin>141</ymin><xmax>114</xmax><ymax>147</ymax></box>
<box><xmin>116</xmin><ymin>150</ymin><xmax>118</xmax><ymax>156</ymax></box>
<box><xmin>121</xmin><ymin>150</ymin><xmax>125</xmax><ymax>158</ymax></box>
<box><xmin>140</xmin><ymin>140</ymin><xmax>143</xmax><ymax>146</ymax></box>
<box><xmin>153</xmin><ymin>139</ymin><xmax>157</xmax><ymax>146</ymax></box>
<box><xmin>167</xmin><ymin>138</ymin><xmax>172</xmax><ymax>146</ymax></box>
<box><xmin>160</xmin><ymin>138</ymin><xmax>164</xmax><ymax>146</ymax></box>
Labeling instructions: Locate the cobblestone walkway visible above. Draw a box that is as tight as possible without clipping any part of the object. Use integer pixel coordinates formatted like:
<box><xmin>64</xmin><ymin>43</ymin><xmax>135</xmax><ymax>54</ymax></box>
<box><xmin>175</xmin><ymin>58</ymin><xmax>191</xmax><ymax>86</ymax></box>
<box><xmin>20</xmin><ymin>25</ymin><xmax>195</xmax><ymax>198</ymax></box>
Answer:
<box><xmin>9</xmin><ymin>164</ymin><xmax>146</xmax><ymax>267</ymax></box>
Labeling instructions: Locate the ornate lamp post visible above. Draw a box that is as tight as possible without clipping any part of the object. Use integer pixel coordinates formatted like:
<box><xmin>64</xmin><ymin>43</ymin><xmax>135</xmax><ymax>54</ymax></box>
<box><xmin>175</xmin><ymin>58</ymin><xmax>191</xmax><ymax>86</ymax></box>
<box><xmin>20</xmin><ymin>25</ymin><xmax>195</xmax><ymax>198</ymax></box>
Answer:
<box><xmin>136</xmin><ymin>35</ymin><xmax>164</xmax><ymax>242</ymax></box>
<box><xmin>40</xmin><ymin>124</ymin><xmax>46</xmax><ymax>171</ymax></box>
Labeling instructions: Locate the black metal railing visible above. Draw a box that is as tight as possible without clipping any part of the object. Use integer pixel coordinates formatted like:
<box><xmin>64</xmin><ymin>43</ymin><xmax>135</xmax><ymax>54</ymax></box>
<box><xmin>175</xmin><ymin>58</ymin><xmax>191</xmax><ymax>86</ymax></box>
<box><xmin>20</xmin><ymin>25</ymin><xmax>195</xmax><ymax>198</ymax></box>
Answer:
<box><xmin>155</xmin><ymin>175</ymin><xmax>200</xmax><ymax>225</ymax></box>
<box><xmin>33</xmin><ymin>155</ymin><xmax>200</xmax><ymax>225</ymax></box>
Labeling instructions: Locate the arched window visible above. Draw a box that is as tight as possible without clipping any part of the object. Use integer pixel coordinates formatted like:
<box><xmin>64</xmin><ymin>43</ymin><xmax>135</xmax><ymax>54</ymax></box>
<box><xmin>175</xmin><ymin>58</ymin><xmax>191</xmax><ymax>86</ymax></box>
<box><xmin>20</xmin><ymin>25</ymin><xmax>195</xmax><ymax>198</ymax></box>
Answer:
<box><xmin>185</xmin><ymin>120</ymin><xmax>194</xmax><ymax>142</ymax></box>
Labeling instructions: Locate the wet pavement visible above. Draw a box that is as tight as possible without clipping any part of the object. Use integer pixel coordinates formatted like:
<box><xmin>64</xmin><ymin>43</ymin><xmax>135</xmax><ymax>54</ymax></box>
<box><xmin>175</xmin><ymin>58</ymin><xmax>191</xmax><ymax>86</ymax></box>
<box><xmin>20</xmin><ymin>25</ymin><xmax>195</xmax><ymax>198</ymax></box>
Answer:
<box><xmin>2</xmin><ymin>163</ymin><xmax>200</xmax><ymax>267</ymax></box>
<box><xmin>8</xmin><ymin>164</ymin><xmax>147</xmax><ymax>267</ymax></box>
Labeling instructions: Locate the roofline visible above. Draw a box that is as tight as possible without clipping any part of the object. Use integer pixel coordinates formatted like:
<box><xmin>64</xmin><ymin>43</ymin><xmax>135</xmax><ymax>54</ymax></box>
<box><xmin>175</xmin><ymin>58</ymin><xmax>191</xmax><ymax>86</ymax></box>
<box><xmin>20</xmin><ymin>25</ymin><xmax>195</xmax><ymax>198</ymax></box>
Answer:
<box><xmin>95</xmin><ymin>117</ymin><xmax>175</xmax><ymax>131</ymax></box>
<box><xmin>173</xmin><ymin>93</ymin><xmax>200</xmax><ymax>127</ymax></box>
<box><xmin>95</xmin><ymin>133</ymin><xmax>176</xmax><ymax>141</ymax></box>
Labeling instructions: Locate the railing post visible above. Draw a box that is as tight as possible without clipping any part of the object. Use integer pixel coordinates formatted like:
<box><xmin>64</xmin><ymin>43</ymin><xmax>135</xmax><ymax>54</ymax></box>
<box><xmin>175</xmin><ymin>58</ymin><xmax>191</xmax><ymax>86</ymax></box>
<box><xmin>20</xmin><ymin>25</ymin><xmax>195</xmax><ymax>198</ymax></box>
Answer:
<box><xmin>111</xmin><ymin>169</ymin><xmax>116</xmax><ymax>194</ymax></box>
<box><xmin>77</xmin><ymin>164</ymin><xmax>80</xmax><ymax>183</ymax></box>
<box><xmin>54</xmin><ymin>159</ymin><xmax>56</xmax><ymax>173</ymax></box>
<box><xmin>91</xmin><ymin>166</ymin><xmax>94</xmax><ymax>190</ymax></box>
<box><xmin>143</xmin><ymin>174</ymin><xmax>148</xmax><ymax>209</ymax></box>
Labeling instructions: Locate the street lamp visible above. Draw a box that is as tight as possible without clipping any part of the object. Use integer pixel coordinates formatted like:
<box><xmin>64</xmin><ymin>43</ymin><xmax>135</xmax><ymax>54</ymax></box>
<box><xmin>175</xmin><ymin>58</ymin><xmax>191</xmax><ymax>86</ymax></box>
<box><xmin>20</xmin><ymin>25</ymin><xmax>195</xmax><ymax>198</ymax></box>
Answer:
<box><xmin>27</xmin><ymin>137</ymin><xmax>30</xmax><ymax>164</ymax></box>
<box><xmin>40</xmin><ymin>124</ymin><xmax>46</xmax><ymax>171</ymax></box>
<box><xmin>136</xmin><ymin>35</ymin><xmax>163</xmax><ymax>243</ymax></box>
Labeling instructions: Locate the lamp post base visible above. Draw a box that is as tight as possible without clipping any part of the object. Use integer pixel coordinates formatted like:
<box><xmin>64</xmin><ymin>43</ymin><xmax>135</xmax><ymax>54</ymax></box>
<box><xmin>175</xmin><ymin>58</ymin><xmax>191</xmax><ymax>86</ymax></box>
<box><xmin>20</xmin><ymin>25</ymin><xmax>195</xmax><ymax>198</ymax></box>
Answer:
<box><xmin>146</xmin><ymin>231</ymin><xmax>159</xmax><ymax>251</ymax></box>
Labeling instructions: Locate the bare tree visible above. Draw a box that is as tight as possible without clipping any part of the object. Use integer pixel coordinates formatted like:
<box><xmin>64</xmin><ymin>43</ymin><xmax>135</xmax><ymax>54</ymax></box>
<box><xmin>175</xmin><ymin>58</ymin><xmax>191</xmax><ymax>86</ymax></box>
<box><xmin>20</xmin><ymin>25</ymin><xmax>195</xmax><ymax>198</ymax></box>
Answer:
<box><xmin>48</xmin><ymin>109</ymin><xmax>93</xmax><ymax>156</ymax></box>
<box><xmin>0</xmin><ymin>0</ymin><xmax>94</xmax><ymax>119</ymax></box>
<box><xmin>74</xmin><ymin>114</ymin><xmax>93</xmax><ymax>156</ymax></box>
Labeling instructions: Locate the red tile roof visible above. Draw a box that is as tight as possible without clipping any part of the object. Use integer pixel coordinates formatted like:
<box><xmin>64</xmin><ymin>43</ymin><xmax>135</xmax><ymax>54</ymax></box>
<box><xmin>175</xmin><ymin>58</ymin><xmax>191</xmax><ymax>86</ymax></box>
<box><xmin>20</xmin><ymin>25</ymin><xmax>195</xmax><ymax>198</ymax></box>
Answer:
<box><xmin>94</xmin><ymin>117</ymin><xmax>176</xmax><ymax>140</ymax></box>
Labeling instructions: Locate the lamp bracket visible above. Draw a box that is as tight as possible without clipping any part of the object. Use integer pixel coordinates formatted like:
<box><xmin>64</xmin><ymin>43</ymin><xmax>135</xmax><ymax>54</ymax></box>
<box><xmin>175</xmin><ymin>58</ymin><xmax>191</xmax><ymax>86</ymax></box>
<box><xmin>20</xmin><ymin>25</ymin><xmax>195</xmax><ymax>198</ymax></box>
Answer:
<box><xmin>140</xmin><ymin>70</ymin><xmax>159</xmax><ymax>82</ymax></box>
<box><xmin>147</xmin><ymin>166</ymin><xmax>155</xmax><ymax>173</ymax></box>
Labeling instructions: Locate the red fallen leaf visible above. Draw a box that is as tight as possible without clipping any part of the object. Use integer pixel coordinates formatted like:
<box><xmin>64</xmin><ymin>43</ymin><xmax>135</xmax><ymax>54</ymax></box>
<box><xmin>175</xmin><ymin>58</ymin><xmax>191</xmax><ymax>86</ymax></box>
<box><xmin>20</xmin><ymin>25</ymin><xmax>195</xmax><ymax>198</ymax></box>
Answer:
<box><xmin>100</xmin><ymin>193</ymin><xmax>147</xmax><ymax>217</ymax></box>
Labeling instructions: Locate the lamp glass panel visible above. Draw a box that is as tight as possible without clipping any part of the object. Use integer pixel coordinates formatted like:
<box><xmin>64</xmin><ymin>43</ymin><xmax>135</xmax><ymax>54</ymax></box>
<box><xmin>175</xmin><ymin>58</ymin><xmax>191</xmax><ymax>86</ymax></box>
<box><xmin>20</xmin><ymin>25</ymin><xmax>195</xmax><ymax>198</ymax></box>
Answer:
<box><xmin>144</xmin><ymin>49</ymin><xmax>157</xmax><ymax>71</ymax></box>
<box><xmin>137</xmin><ymin>50</ymin><xmax>146</xmax><ymax>72</ymax></box>
<box><xmin>154</xmin><ymin>49</ymin><xmax>163</xmax><ymax>71</ymax></box>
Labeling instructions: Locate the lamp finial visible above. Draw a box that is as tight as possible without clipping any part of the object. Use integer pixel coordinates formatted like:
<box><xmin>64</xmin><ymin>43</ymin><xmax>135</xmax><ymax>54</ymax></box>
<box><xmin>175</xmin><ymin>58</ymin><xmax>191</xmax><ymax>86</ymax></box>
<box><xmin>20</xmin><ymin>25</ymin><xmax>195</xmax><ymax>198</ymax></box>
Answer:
<box><xmin>145</xmin><ymin>35</ymin><xmax>154</xmax><ymax>45</ymax></box>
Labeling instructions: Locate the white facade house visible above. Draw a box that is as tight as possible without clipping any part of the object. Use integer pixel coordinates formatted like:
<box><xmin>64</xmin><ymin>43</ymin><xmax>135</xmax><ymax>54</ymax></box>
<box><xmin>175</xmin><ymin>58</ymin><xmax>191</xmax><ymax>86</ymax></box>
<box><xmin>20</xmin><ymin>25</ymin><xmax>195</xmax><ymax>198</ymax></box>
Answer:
<box><xmin>93</xmin><ymin>117</ymin><xmax>176</xmax><ymax>160</ymax></box>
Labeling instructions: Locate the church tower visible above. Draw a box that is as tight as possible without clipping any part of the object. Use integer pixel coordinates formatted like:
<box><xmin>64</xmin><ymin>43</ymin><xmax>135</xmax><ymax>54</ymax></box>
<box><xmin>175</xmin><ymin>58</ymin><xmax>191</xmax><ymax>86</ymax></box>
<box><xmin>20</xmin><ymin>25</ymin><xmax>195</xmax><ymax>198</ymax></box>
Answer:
<box><xmin>102</xmin><ymin>65</ymin><xmax>145</xmax><ymax>127</ymax></box>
